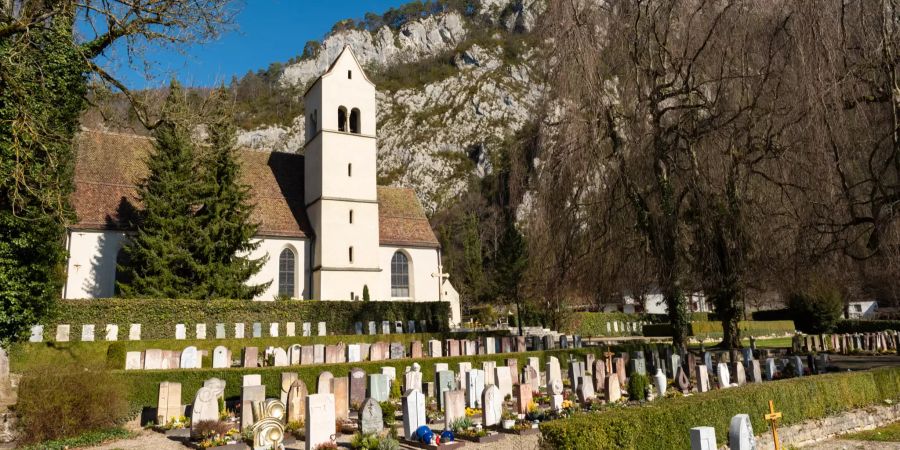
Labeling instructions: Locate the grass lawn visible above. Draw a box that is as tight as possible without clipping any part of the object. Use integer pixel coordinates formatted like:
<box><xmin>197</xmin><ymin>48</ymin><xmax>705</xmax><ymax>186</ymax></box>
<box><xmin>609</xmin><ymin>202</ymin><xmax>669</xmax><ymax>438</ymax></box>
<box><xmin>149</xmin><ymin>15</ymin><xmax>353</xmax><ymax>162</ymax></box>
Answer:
<box><xmin>840</xmin><ymin>422</ymin><xmax>900</xmax><ymax>442</ymax></box>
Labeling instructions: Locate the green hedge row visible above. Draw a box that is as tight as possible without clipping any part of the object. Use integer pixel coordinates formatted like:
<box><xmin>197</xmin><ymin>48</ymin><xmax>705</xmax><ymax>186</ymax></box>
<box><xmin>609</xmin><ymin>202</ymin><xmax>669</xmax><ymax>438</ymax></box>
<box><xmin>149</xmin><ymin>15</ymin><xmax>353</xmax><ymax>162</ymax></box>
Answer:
<box><xmin>567</xmin><ymin>313</ymin><xmax>648</xmax><ymax>337</ymax></box>
<box><xmin>43</xmin><ymin>299</ymin><xmax>449</xmax><ymax>340</ymax></box>
<box><xmin>642</xmin><ymin>321</ymin><xmax>795</xmax><ymax>338</ymax></box>
<box><xmin>835</xmin><ymin>320</ymin><xmax>900</xmax><ymax>333</ymax></box>
<box><xmin>104</xmin><ymin>331</ymin><xmax>510</xmax><ymax>369</ymax></box>
<box><xmin>541</xmin><ymin>366</ymin><xmax>900</xmax><ymax>449</ymax></box>
<box><xmin>119</xmin><ymin>348</ymin><xmax>605</xmax><ymax>410</ymax></box>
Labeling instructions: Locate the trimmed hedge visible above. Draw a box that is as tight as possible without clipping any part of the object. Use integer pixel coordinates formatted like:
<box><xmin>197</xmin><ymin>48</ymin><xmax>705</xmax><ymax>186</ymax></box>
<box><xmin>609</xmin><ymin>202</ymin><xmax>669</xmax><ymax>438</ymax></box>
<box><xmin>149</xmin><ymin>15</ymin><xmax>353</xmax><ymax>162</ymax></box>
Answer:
<box><xmin>42</xmin><ymin>299</ymin><xmax>449</xmax><ymax>340</ymax></box>
<box><xmin>568</xmin><ymin>313</ymin><xmax>648</xmax><ymax>337</ymax></box>
<box><xmin>643</xmin><ymin>321</ymin><xmax>795</xmax><ymax>338</ymax></box>
<box><xmin>836</xmin><ymin>320</ymin><xmax>900</xmax><ymax>333</ymax></box>
<box><xmin>541</xmin><ymin>366</ymin><xmax>900</xmax><ymax>449</ymax></box>
<box><xmin>120</xmin><ymin>348</ymin><xmax>605</xmax><ymax>410</ymax></box>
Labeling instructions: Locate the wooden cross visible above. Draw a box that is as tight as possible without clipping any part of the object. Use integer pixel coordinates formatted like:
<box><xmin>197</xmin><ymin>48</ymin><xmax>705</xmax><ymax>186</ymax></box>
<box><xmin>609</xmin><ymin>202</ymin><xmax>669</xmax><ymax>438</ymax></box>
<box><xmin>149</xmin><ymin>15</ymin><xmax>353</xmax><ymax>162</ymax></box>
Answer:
<box><xmin>764</xmin><ymin>400</ymin><xmax>783</xmax><ymax>450</ymax></box>
<box><xmin>603</xmin><ymin>347</ymin><xmax>615</xmax><ymax>373</ymax></box>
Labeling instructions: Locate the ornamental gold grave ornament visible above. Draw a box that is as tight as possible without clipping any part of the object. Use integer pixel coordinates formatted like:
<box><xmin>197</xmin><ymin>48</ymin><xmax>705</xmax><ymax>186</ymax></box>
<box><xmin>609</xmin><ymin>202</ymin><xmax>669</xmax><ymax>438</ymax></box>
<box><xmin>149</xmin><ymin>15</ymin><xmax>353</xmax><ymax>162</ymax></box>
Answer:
<box><xmin>252</xmin><ymin>399</ymin><xmax>286</xmax><ymax>450</ymax></box>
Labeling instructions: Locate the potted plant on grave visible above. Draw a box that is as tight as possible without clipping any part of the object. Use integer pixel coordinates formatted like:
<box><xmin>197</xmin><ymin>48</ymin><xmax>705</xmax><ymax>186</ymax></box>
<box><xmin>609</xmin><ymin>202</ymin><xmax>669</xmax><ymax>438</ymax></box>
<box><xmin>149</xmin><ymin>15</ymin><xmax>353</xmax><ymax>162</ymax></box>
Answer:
<box><xmin>192</xmin><ymin>420</ymin><xmax>240</xmax><ymax>449</ymax></box>
<box><xmin>425</xmin><ymin>401</ymin><xmax>443</xmax><ymax>424</ymax></box>
<box><xmin>501</xmin><ymin>411</ymin><xmax>517</xmax><ymax>430</ymax></box>
<box><xmin>286</xmin><ymin>420</ymin><xmax>305</xmax><ymax>440</ymax></box>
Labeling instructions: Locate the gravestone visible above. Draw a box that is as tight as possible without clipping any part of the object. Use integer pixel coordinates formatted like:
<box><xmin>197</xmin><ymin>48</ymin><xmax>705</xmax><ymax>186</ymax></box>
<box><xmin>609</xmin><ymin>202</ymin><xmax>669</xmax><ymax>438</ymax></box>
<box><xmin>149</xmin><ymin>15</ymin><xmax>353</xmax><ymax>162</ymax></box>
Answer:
<box><xmin>696</xmin><ymin>365</ymin><xmax>710</xmax><ymax>392</ymax></box>
<box><xmin>234</xmin><ymin>323</ymin><xmax>245</xmax><ymax>339</ymax></box>
<box><xmin>444</xmin><ymin>389</ymin><xmax>466</xmax><ymax>429</ymax></box>
<box><xmin>483</xmin><ymin>360</ymin><xmax>498</xmax><ymax>386</ymax></box>
<box><xmin>577</xmin><ymin>375</ymin><xmax>596</xmax><ymax>403</ymax></box>
<box><xmin>301</xmin><ymin>346</ymin><xmax>314</xmax><ymax>365</ymax></box>
<box><xmin>516</xmin><ymin>383</ymin><xmax>533</xmax><ymax>414</ymax></box>
<box><xmin>370</xmin><ymin>342</ymin><xmax>387</xmax><ymax>361</ymax></box>
<box><xmin>355</xmin><ymin>322</ymin><xmax>363</xmax><ymax>335</ymax></box>
<box><xmin>482</xmin><ymin>385</ymin><xmax>502</xmax><ymax>427</ymax></box>
<box><xmin>717</xmin><ymin>363</ymin><xmax>731</xmax><ymax>388</ymax></box>
<box><xmin>676</xmin><ymin>366</ymin><xmax>691</xmax><ymax>393</ymax></box>
<box><xmin>289</xmin><ymin>344</ymin><xmax>302</xmax><ymax>365</ymax></box>
<box><xmin>653</xmin><ymin>369</ymin><xmax>667</xmax><ymax>397</ymax></box>
<box><xmin>764</xmin><ymin>358</ymin><xmax>776</xmax><ymax>381</ymax></box>
<box><xmin>144</xmin><ymin>349</ymin><xmax>163</xmax><ymax>370</ymax></box>
<box><xmin>568</xmin><ymin>361</ymin><xmax>583</xmax><ymax>390</ymax></box>
<box><xmin>325</xmin><ymin>344</ymin><xmax>343</xmax><ymax>364</ymax></box>
<box><xmin>272</xmin><ymin>347</ymin><xmax>289</xmax><ymax>366</ymax></box>
<box><xmin>605</xmin><ymin>375</ymin><xmax>621</xmax><ymax>402</ymax></box>
<box><xmin>731</xmin><ymin>362</ymin><xmax>746</xmax><ymax>386</ymax></box>
<box><xmin>728</xmin><ymin>414</ymin><xmax>756</xmax><ymax>450</ymax></box>
<box><xmin>56</xmin><ymin>324</ymin><xmax>70</xmax><ymax>342</ymax></box>
<box><xmin>592</xmin><ymin>360</ymin><xmax>606</xmax><ymax>394</ymax></box>
<box><xmin>368</xmin><ymin>321</ymin><xmax>377</xmax><ymax>335</ymax></box>
<box><xmin>749</xmin><ymin>360</ymin><xmax>762</xmax><ymax>383</ymax></box>
<box><xmin>243</xmin><ymin>347</ymin><xmax>259</xmax><ymax>368</ymax></box>
<box><xmin>350</xmin><ymin>368</ymin><xmax>367</xmax><ymax>407</ymax></box>
<box><xmin>395</xmin><ymin>321</ymin><xmax>403</xmax><ymax>334</ymax></box>
<box><xmin>496</xmin><ymin>366</ymin><xmax>513</xmax><ymax>400</ymax></box>
<box><xmin>691</xmin><ymin>426</ymin><xmax>717</xmax><ymax>450</ymax></box>
<box><xmin>175</xmin><ymin>324</ymin><xmax>186</xmax><ymax>340</ymax></box>
<box><xmin>212</xmin><ymin>346</ymin><xmax>229</xmax><ymax>368</ymax></box>
<box><xmin>466</xmin><ymin>340</ymin><xmax>477</xmax><ymax>355</ymax></box>
<box><xmin>382</xmin><ymin>321</ymin><xmax>391</xmax><ymax>334</ymax></box>
<box><xmin>402</xmin><ymin>390</ymin><xmax>426</xmax><ymax>440</ymax></box>
<box><xmin>306</xmin><ymin>394</ymin><xmax>336</xmax><ymax>450</ymax></box>
<box><xmin>287</xmin><ymin>379</ymin><xmax>308</xmax><ymax>423</ymax></box>
<box><xmin>157</xmin><ymin>381</ymin><xmax>182</xmax><ymax>425</ymax></box>
<box><xmin>190</xmin><ymin>386</ymin><xmax>219</xmax><ymax>435</ymax></box>
<box><xmin>436</xmin><ymin>370</ymin><xmax>456</xmax><ymax>410</ymax></box>
<box><xmin>347</xmin><ymin>344</ymin><xmax>361</xmax><ymax>363</ymax></box>
<box><xmin>252</xmin><ymin>323</ymin><xmax>262</xmax><ymax>338</ymax></box>
<box><xmin>317</xmin><ymin>322</ymin><xmax>326</xmax><ymax>336</ymax></box>
<box><xmin>314</xmin><ymin>344</ymin><xmax>325</xmax><ymax>364</ymax></box>
<box><xmin>332</xmin><ymin>376</ymin><xmax>350</xmax><ymax>421</ymax></box>
<box><xmin>269</xmin><ymin>322</ymin><xmax>279</xmax><ymax>338</ymax></box>
<box><xmin>317</xmin><ymin>371</ymin><xmax>334</xmax><ymax>394</ymax></box>
<box><xmin>29</xmin><ymin>325</ymin><xmax>43</xmax><ymax>343</ymax></box>
<box><xmin>390</xmin><ymin>342</ymin><xmax>405</xmax><ymax>359</ymax></box>
<box><xmin>546</xmin><ymin>357</ymin><xmax>562</xmax><ymax>390</ymax></box>
<box><xmin>559</xmin><ymin>335</ymin><xmax>569</xmax><ymax>349</ymax></box>
<box><xmin>382</xmin><ymin>367</ymin><xmax>397</xmax><ymax>389</ymax></box>
<box><xmin>105</xmin><ymin>324</ymin><xmax>118</xmax><ymax>341</ymax></box>
<box><xmin>303</xmin><ymin>322</ymin><xmax>312</xmax><ymax>337</ymax></box>
<box><xmin>243</xmin><ymin>374</ymin><xmax>262</xmax><ymax>386</ymax></box>
<box><xmin>129</xmin><ymin>323</ymin><xmax>142</xmax><ymax>340</ymax></box>
<box><xmin>525</xmin><ymin>366</ymin><xmax>541</xmax><ymax>393</ymax></box>
<box><xmin>369</xmin><ymin>373</ymin><xmax>389</xmax><ymax>402</ymax></box>
<box><xmin>445</xmin><ymin>339</ymin><xmax>460</xmax><ymax>357</ymax></box>
<box><xmin>196</xmin><ymin>323</ymin><xmax>206</xmax><ymax>340</ymax></box>
<box><xmin>125</xmin><ymin>351</ymin><xmax>143</xmax><ymax>370</ymax></box>
<box><xmin>180</xmin><ymin>346</ymin><xmax>199</xmax><ymax>369</ymax></box>
<box><xmin>286</xmin><ymin>322</ymin><xmax>296</xmax><ymax>337</ymax></box>
<box><xmin>408</xmin><ymin>320</ymin><xmax>416</xmax><ymax>333</ymax></box>
<box><xmin>215</xmin><ymin>323</ymin><xmax>226</xmax><ymax>339</ymax></box>
<box><xmin>615</xmin><ymin>357</ymin><xmax>627</xmax><ymax>386</ymax></box>
<box><xmin>466</xmin><ymin>369</ymin><xmax>485</xmax><ymax>408</ymax></box>
<box><xmin>359</xmin><ymin>398</ymin><xmax>383</xmax><ymax>434</ymax></box>
<box><xmin>405</xmin><ymin>369</ymin><xmax>423</xmax><ymax>394</ymax></box>
<box><xmin>485</xmin><ymin>337</ymin><xmax>497</xmax><ymax>354</ymax></box>
<box><xmin>435</xmin><ymin>363</ymin><xmax>449</xmax><ymax>372</ymax></box>
<box><xmin>241</xmin><ymin>385</ymin><xmax>265</xmax><ymax>429</ymax></box>
<box><xmin>411</xmin><ymin>341</ymin><xmax>423</xmax><ymax>358</ymax></box>
<box><xmin>790</xmin><ymin>356</ymin><xmax>803</xmax><ymax>377</ymax></box>
<box><xmin>277</xmin><ymin>372</ymin><xmax>298</xmax><ymax>404</ymax></box>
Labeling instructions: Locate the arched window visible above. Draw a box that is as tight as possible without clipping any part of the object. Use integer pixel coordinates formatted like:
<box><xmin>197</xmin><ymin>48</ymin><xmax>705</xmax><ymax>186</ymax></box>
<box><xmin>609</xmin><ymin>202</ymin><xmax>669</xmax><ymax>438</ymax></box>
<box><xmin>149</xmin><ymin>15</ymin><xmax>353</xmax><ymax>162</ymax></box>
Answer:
<box><xmin>278</xmin><ymin>248</ymin><xmax>296</xmax><ymax>298</ymax></box>
<box><xmin>338</xmin><ymin>106</ymin><xmax>348</xmax><ymax>132</ymax></box>
<box><xmin>391</xmin><ymin>251</ymin><xmax>410</xmax><ymax>298</ymax></box>
<box><xmin>350</xmin><ymin>108</ymin><xmax>361</xmax><ymax>134</ymax></box>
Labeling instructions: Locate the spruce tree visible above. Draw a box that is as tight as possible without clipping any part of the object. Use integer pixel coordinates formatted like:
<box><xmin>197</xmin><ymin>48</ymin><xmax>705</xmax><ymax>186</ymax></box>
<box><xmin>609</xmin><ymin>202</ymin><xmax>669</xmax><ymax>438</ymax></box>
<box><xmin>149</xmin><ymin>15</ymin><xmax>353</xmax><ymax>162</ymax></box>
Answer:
<box><xmin>192</xmin><ymin>96</ymin><xmax>268</xmax><ymax>299</ymax></box>
<box><xmin>116</xmin><ymin>82</ymin><xmax>204</xmax><ymax>298</ymax></box>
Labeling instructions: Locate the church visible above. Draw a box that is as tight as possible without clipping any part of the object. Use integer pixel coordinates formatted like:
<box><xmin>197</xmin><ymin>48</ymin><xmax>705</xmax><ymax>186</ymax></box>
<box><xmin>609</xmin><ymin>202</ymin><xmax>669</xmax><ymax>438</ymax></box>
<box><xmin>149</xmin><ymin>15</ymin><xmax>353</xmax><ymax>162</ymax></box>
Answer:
<box><xmin>63</xmin><ymin>47</ymin><xmax>461</xmax><ymax>325</ymax></box>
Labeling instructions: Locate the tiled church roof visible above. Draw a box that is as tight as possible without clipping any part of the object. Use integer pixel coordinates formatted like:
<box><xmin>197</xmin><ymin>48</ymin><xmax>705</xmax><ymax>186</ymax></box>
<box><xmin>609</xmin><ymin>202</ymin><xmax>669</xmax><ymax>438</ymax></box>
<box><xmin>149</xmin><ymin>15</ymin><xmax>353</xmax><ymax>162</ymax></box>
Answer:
<box><xmin>72</xmin><ymin>130</ymin><xmax>440</xmax><ymax>247</ymax></box>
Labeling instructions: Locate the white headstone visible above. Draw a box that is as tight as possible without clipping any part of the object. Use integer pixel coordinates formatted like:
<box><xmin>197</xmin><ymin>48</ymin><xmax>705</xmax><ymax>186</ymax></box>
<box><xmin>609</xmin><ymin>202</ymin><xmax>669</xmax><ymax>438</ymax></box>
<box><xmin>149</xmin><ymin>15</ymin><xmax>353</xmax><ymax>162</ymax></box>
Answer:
<box><xmin>348</xmin><ymin>344</ymin><xmax>361</xmax><ymax>363</ymax></box>
<box><xmin>175</xmin><ymin>324</ymin><xmax>186</xmax><ymax>340</ymax></box>
<box><xmin>728</xmin><ymin>414</ymin><xmax>756</xmax><ymax>450</ymax></box>
<box><xmin>81</xmin><ymin>324</ymin><xmax>94</xmax><ymax>342</ymax></box>
<box><xmin>29</xmin><ymin>325</ymin><xmax>43</xmax><ymax>343</ymax></box>
<box><xmin>286</xmin><ymin>322</ymin><xmax>296</xmax><ymax>337</ymax></box>
<box><xmin>402</xmin><ymin>389</ymin><xmax>426</xmax><ymax>440</ymax></box>
<box><xmin>243</xmin><ymin>374</ymin><xmax>262</xmax><ymax>387</ymax></box>
<box><xmin>196</xmin><ymin>323</ymin><xmax>206</xmax><ymax>340</ymax></box>
<box><xmin>482</xmin><ymin>385</ymin><xmax>502</xmax><ymax>427</ymax></box>
<box><xmin>234</xmin><ymin>323</ymin><xmax>245</xmax><ymax>339</ymax></box>
<box><xmin>691</xmin><ymin>426</ymin><xmax>717</xmax><ymax>450</ymax></box>
<box><xmin>317</xmin><ymin>322</ymin><xmax>326</xmax><ymax>336</ymax></box>
<box><xmin>483</xmin><ymin>361</ymin><xmax>497</xmax><ymax>386</ymax></box>
<box><xmin>272</xmin><ymin>347</ymin><xmax>289</xmax><ymax>367</ymax></box>
<box><xmin>125</xmin><ymin>351</ymin><xmax>142</xmax><ymax>370</ymax></box>
<box><xmin>105</xmin><ymin>324</ymin><xmax>118</xmax><ymax>341</ymax></box>
<box><xmin>55</xmin><ymin>324</ymin><xmax>70</xmax><ymax>342</ymax></box>
<box><xmin>717</xmin><ymin>363</ymin><xmax>732</xmax><ymax>389</ymax></box>
<box><xmin>306</xmin><ymin>394</ymin><xmax>336</xmax><ymax>450</ymax></box>
<box><xmin>495</xmin><ymin>366</ymin><xmax>513</xmax><ymax>400</ymax></box>
<box><xmin>465</xmin><ymin>369</ymin><xmax>485</xmax><ymax>408</ymax></box>
<box><xmin>302</xmin><ymin>322</ymin><xmax>311</xmax><ymax>337</ymax></box>
<box><xmin>190</xmin><ymin>386</ymin><xmax>219</xmax><ymax>435</ymax></box>
<box><xmin>212</xmin><ymin>346</ymin><xmax>229</xmax><ymax>368</ymax></box>
<box><xmin>405</xmin><ymin>370</ymin><xmax>423</xmax><ymax>394</ymax></box>
<box><xmin>180</xmin><ymin>346</ymin><xmax>199</xmax><ymax>369</ymax></box>
<box><xmin>129</xmin><ymin>324</ymin><xmax>141</xmax><ymax>340</ymax></box>
<box><xmin>289</xmin><ymin>344</ymin><xmax>302</xmax><ymax>365</ymax></box>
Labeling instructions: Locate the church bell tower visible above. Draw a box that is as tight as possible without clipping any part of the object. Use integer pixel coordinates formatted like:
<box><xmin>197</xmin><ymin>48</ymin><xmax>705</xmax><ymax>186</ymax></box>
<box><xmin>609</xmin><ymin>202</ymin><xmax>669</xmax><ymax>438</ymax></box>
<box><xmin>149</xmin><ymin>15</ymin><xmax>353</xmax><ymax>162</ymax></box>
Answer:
<box><xmin>303</xmin><ymin>46</ymin><xmax>381</xmax><ymax>300</ymax></box>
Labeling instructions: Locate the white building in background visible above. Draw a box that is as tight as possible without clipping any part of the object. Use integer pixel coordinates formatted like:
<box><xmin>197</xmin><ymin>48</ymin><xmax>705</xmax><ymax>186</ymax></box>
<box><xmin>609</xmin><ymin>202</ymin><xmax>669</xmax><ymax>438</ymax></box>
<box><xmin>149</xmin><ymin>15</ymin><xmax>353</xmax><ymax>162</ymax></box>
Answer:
<box><xmin>63</xmin><ymin>46</ymin><xmax>461</xmax><ymax>326</ymax></box>
<box><xmin>846</xmin><ymin>300</ymin><xmax>878</xmax><ymax>319</ymax></box>
<box><xmin>607</xmin><ymin>292</ymin><xmax>711</xmax><ymax>315</ymax></box>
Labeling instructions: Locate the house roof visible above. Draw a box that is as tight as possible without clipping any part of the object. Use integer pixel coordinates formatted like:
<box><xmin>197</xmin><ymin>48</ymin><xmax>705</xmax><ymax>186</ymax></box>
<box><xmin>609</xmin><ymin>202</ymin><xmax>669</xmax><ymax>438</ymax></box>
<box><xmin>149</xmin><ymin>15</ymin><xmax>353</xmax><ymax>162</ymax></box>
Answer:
<box><xmin>71</xmin><ymin>130</ymin><xmax>440</xmax><ymax>247</ymax></box>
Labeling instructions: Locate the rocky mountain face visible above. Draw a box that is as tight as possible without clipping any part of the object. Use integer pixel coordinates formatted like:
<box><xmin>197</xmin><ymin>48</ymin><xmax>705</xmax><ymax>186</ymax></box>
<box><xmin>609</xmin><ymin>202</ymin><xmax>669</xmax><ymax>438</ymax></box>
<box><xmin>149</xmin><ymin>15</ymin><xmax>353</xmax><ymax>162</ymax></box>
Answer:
<box><xmin>236</xmin><ymin>0</ymin><xmax>546</xmax><ymax>213</ymax></box>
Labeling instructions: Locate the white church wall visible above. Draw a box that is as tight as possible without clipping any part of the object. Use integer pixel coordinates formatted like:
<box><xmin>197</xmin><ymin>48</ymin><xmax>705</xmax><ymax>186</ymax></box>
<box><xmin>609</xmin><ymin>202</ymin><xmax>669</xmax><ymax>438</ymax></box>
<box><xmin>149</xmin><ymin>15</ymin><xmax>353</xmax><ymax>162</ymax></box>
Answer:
<box><xmin>317</xmin><ymin>201</ymin><xmax>380</xmax><ymax>269</ymax></box>
<box><xmin>316</xmin><ymin>132</ymin><xmax>377</xmax><ymax>200</ymax></box>
<box><xmin>64</xmin><ymin>230</ymin><xmax>126</xmax><ymax>299</ymax></box>
<box><xmin>247</xmin><ymin>237</ymin><xmax>310</xmax><ymax>301</ymax></box>
<box><xmin>376</xmin><ymin>246</ymin><xmax>442</xmax><ymax>302</ymax></box>
<box><xmin>314</xmin><ymin>269</ymin><xmax>381</xmax><ymax>301</ymax></box>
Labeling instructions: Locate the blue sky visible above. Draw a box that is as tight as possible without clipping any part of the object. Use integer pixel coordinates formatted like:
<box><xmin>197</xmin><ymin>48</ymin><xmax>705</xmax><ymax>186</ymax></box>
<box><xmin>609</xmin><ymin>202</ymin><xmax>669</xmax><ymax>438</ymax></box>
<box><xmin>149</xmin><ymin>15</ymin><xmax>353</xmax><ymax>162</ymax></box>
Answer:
<box><xmin>109</xmin><ymin>1</ymin><xmax>407</xmax><ymax>89</ymax></box>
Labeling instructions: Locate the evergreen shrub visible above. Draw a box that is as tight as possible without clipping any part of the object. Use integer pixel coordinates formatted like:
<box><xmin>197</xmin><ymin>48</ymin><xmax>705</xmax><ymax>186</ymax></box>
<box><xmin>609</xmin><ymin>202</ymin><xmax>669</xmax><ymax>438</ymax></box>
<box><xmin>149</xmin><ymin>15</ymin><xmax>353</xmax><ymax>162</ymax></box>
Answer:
<box><xmin>835</xmin><ymin>320</ymin><xmax>900</xmax><ymax>334</ymax></box>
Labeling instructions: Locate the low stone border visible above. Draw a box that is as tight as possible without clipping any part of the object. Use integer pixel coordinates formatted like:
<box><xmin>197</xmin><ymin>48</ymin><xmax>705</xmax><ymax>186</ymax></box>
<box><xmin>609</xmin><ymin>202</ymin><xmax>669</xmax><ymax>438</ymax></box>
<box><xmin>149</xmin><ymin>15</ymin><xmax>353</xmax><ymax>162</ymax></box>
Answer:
<box><xmin>752</xmin><ymin>402</ymin><xmax>900</xmax><ymax>449</ymax></box>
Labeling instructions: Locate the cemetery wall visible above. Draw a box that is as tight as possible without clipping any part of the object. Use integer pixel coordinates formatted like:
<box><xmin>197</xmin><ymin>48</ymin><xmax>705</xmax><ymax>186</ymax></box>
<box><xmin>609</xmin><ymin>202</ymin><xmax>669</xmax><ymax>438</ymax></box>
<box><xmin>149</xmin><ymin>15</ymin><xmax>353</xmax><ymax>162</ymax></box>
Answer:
<box><xmin>42</xmin><ymin>298</ymin><xmax>449</xmax><ymax>340</ymax></box>
<box><xmin>642</xmin><ymin>320</ymin><xmax>795</xmax><ymax>338</ymax></box>
<box><xmin>836</xmin><ymin>319</ymin><xmax>900</xmax><ymax>333</ymax></box>
<box><xmin>540</xmin><ymin>366</ymin><xmax>900</xmax><ymax>450</ymax></box>
<box><xmin>119</xmin><ymin>348</ymin><xmax>602</xmax><ymax>410</ymax></box>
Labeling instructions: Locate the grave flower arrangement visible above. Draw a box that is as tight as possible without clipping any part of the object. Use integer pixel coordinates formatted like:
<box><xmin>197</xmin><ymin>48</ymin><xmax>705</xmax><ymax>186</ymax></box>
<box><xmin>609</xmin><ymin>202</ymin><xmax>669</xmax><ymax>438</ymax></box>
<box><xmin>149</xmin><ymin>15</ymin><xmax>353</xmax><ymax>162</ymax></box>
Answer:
<box><xmin>451</xmin><ymin>416</ymin><xmax>488</xmax><ymax>438</ymax></box>
<box><xmin>425</xmin><ymin>401</ymin><xmax>443</xmax><ymax>423</ymax></box>
<box><xmin>157</xmin><ymin>415</ymin><xmax>190</xmax><ymax>430</ymax></box>
<box><xmin>464</xmin><ymin>407</ymin><xmax>482</xmax><ymax>417</ymax></box>
<box><xmin>193</xmin><ymin>420</ymin><xmax>240</xmax><ymax>449</ymax></box>
<box><xmin>286</xmin><ymin>420</ymin><xmax>305</xmax><ymax>439</ymax></box>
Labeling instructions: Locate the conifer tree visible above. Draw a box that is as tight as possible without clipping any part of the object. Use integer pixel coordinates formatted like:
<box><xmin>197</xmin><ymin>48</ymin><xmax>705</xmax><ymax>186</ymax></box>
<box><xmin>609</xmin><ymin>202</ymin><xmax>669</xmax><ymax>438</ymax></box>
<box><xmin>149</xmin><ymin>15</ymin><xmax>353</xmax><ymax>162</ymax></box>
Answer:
<box><xmin>191</xmin><ymin>95</ymin><xmax>268</xmax><ymax>299</ymax></box>
<box><xmin>116</xmin><ymin>82</ymin><xmax>204</xmax><ymax>298</ymax></box>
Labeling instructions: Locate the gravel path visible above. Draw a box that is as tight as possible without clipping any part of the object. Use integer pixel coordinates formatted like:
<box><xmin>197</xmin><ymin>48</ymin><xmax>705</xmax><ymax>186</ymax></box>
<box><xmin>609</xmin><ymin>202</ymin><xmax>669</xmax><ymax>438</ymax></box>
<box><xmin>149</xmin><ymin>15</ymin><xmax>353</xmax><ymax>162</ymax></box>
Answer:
<box><xmin>809</xmin><ymin>439</ymin><xmax>900</xmax><ymax>449</ymax></box>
